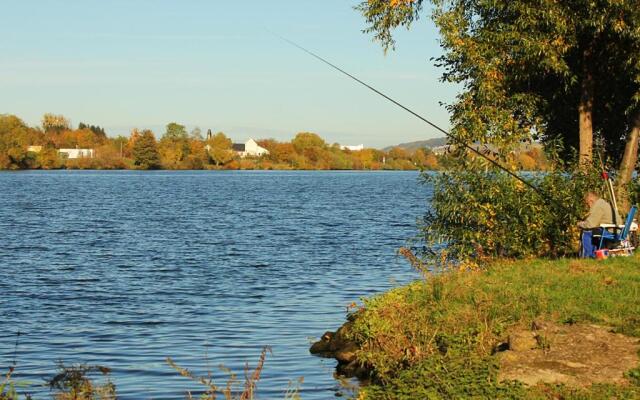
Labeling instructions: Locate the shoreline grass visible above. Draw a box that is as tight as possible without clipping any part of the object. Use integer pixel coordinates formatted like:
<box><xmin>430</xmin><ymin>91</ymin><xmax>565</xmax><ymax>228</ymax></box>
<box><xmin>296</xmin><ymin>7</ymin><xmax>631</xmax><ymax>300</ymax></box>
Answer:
<box><xmin>347</xmin><ymin>255</ymin><xmax>640</xmax><ymax>399</ymax></box>
<box><xmin>1</xmin><ymin>347</ymin><xmax>301</xmax><ymax>400</ymax></box>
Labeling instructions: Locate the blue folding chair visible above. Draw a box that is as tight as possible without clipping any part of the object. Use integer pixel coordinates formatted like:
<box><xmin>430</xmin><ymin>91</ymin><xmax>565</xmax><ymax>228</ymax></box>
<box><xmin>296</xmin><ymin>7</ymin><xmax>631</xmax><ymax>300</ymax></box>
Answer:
<box><xmin>598</xmin><ymin>205</ymin><xmax>637</xmax><ymax>250</ymax></box>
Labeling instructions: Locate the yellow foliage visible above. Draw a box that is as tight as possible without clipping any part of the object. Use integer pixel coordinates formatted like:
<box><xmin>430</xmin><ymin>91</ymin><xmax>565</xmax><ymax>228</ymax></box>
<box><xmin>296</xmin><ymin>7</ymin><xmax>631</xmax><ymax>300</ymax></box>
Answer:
<box><xmin>390</xmin><ymin>0</ymin><xmax>415</xmax><ymax>7</ymax></box>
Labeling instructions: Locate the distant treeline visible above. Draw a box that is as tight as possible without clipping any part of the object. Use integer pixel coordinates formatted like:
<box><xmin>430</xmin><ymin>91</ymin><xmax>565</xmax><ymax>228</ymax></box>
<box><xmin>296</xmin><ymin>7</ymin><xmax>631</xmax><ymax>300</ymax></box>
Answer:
<box><xmin>0</xmin><ymin>113</ymin><xmax>548</xmax><ymax>171</ymax></box>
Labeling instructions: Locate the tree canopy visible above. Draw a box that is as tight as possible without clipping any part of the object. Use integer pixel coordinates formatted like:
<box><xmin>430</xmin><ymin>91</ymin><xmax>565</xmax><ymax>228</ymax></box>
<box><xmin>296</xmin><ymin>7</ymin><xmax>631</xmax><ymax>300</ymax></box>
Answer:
<box><xmin>358</xmin><ymin>0</ymin><xmax>640</xmax><ymax>262</ymax></box>
<box><xmin>41</xmin><ymin>113</ymin><xmax>70</xmax><ymax>133</ymax></box>
<box><xmin>78</xmin><ymin>122</ymin><xmax>107</xmax><ymax>138</ymax></box>
<box><xmin>131</xmin><ymin>129</ymin><xmax>161</xmax><ymax>170</ymax></box>
<box><xmin>0</xmin><ymin>114</ymin><xmax>42</xmax><ymax>169</ymax></box>
<box><xmin>206</xmin><ymin>132</ymin><xmax>234</xmax><ymax>166</ymax></box>
<box><xmin>358</xmin><ymin>0</ymin><xmax>640</xmax><ymax>181</ymax></box>
<box><xmin>164</xmin><ymin>122</ymin><xmax>188</xmax><ymax>141</ymax></box>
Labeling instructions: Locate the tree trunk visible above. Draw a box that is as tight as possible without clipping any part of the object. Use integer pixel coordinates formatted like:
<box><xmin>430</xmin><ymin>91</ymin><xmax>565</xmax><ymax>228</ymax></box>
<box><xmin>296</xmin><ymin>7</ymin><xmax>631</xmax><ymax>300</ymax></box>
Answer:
<box><xmin>616</xmin><ymin>112</ymin><xmax>640</xmax><ymax>212</ymax></box>
<box><xmin>578</xmin><ymin>53</ymin><xmax>594</xmax><ymax>167</ymax></box>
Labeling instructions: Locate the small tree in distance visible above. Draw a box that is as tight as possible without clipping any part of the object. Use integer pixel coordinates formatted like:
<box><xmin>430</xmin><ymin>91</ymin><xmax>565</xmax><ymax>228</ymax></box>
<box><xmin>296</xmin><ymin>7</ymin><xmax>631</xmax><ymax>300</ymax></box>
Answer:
<box><xmin>42</xmin><ymin>113</ymin><xmax>70</xmax><ymax>133</ymax></box>
<box><xmin>207</xmin><ymin>132</ymin><xmax>234</xmax><ymax>166</ymax></box>
<box><xmin>131</xmin><ymin>129</ymin><xmax>160</xmax><ymax>170</ymax></box>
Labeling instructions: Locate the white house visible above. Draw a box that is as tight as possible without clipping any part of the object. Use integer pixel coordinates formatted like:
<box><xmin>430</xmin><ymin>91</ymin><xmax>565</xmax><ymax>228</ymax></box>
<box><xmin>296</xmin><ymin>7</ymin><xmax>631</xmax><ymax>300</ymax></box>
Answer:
<box><xmin>58</xmin><ymin>148</ymin><xmax>95</xmax><ymax>159</ymax></box>
<box><xmin>340</xmin><ymin>144</ymin><xmax>365</xmax><ymax>151</ymax></box>
<box><xmin>232</xmin><ymin>139</ymin><xmax>269</xmax><ymax>158</ymax></box>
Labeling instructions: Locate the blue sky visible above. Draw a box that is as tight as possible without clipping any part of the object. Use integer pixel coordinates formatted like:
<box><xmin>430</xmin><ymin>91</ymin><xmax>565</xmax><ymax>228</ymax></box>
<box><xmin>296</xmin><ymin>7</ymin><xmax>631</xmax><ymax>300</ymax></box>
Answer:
<box><xmin>0</xmin><ymin>0</ymin><xmax>458</xmax><ymax>148</ymax></box>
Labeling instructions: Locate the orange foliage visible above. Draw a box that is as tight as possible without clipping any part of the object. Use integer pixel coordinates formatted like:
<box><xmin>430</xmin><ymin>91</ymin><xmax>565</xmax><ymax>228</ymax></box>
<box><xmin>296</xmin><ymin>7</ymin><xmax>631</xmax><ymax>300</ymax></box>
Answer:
<box><xmin>390</xmin><ymin>0</ymin><xmax>415</xmax><ymax>6</ymax></box>
<box><xmin>2</xmin><ymin>114</ymin><xmax>456</xmax><ymax>171</ymax></box>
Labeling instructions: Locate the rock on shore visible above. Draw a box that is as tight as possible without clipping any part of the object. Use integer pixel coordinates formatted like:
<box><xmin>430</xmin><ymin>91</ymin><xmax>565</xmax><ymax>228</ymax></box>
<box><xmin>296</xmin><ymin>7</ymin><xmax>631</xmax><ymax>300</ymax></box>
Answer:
<box><xmin>309</xmin><ymin>321</ymin><xmax>369</xmax><ymax>378</ymax></box>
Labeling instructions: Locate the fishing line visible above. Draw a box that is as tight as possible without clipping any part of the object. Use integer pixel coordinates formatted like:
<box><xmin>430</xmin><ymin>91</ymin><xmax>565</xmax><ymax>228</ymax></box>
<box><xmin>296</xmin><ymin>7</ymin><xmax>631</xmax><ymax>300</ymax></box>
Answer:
<box><xmin>12</xmin><ymin>331</ymin><xmax>21</xmax><ymax>367</ymax></box>
<box><xmin>273</xmin><ymin>32</ymin><xmax>576</xmax><ymax>217</ymax></box>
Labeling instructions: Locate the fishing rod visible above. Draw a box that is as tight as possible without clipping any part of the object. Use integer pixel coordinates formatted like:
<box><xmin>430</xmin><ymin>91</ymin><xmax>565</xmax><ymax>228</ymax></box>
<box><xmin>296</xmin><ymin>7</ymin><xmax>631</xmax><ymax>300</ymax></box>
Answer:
<box><xmin>275</xmin><ymin>33</ymin><xmax>577</xmax><ymax>217</ymax></box>
<box><xmin>596</xmin><ymin>142</ymin><xmax>620</xmax><ymax>225</ymax></box>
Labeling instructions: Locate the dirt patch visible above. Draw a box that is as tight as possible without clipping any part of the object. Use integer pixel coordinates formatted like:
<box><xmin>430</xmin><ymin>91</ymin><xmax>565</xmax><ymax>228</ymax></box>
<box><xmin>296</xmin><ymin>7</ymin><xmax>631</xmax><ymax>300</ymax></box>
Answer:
<box><xmin>498</xmin><ymin>321</ymin><xmax>640</xmax><ymax>387</ymax></box>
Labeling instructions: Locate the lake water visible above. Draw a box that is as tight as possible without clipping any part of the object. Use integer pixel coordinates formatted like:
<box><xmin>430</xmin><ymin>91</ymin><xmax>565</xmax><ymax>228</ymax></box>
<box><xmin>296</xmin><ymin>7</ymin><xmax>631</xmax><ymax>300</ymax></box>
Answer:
<box><xmin>0</xmin><ymin>170</ymin><xmax>429</xmax><ymax>399</ymax></box>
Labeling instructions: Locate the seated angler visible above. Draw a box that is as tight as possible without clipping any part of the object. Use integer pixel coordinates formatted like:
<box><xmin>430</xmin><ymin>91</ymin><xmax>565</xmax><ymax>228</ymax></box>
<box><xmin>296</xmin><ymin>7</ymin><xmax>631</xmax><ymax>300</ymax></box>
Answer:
<box><xmin>578</xmin><ymin>191</ymin><xmax>619</xmax><ymax>258</ymax></box>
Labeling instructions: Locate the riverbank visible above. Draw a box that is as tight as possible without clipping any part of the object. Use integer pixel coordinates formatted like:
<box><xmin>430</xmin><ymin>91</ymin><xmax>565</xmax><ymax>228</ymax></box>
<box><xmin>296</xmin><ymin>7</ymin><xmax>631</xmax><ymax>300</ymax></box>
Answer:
<box><xmin>313</xmin><ymin>256</ymin><xmax>640</xmax><ymax>399</ymax></box>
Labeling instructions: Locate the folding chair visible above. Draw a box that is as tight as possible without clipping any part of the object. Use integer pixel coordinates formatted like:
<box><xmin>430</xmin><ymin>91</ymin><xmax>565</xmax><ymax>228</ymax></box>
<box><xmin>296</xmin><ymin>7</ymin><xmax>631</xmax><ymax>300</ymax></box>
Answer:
<box><xmin>598</xmin><ymin>205</ymin><xmax>637</xmax><ymax>255</ymax></box>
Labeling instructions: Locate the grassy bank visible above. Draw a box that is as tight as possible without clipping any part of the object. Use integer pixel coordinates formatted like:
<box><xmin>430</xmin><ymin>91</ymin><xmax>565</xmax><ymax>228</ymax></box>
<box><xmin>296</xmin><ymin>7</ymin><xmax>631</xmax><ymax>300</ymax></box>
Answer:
<box><xmin>348</xmin><ymin>256</ymin><xmax>640</xmax><ymax>399</ymax></box>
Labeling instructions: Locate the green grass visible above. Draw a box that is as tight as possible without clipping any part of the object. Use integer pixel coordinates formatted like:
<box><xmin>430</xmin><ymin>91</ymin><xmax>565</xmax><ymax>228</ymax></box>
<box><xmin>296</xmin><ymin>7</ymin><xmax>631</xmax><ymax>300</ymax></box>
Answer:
<box><xmin>349</xmin><ymin>255</ymin><xmax>640</xmax><ymax>399</ymax></box>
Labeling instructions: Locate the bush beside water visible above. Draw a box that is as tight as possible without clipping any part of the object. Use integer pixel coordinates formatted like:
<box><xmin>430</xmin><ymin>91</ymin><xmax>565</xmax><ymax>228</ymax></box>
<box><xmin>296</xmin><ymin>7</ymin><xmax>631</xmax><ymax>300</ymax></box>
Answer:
<box><xmin>419</xmin><ymin>158</ymin><xmax>604</xmax><ymax>267</ymax></box>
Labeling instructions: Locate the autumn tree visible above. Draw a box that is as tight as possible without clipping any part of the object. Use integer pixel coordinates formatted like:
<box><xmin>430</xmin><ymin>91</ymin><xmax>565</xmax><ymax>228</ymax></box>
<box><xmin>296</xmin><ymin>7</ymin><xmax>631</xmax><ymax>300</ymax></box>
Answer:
<box><xmin>36</xmin><ymin>147</ymin><xmax>61</xmax><ymax>169</ymax></box>
<box><xmin>93</xmin><ymin>144</ymin><xmax>126</xmax><ymax>169</ymax></box>
<box><xmin>328</xmin><ymin>144</ymin><xmax>354</xmax><ymax>170</ymax></box>
<box><xmin>185</xmin><ymin>139</ymin><xmax>208</xmax><ymax>169</ymax></box>
<box><xmin>127</xmin><ymin>129</ymin><xmax>141</xmax><ymax>154</ymax></box>
<box><xmin>159</xmin><ymin>122</ymin><xmax>190</xmax><ymax>168</ymax></box>
<box><xmin>387</xmin><ymin>146</ymin><xmax>408</xmax><ymax>161</ymax></box>
<box><xmin>412</xmin><ymin>147</ymin><xmax>439</xmax><ymax>170</ymax></box>
<box><xmin>206</xmin><ymin>132</ymin><xmax>234</xmax><ymax>166</ymax></box>
<box><xmin>190</xmin><ymin>127</ymin><xmax>203</xmax><ymax>141</ymax></box>
<box><xmin>110</xmin><ymin>135</ymin><xmax>130</xmax><ymax>158</ymax></box>
<box><xmin>164</xmin><ymin>122</ymin><xmax>188</xmax><ymax>140</ymax></box>
<box><xmin>42</xmin><ymin>113</ymin><xmax>70</xmax><ymax>133</ymax></box>
<box><xmin>131</xmin><ymin>129</ymin><xmax>160</xmax><ymax>169</ymax></box>
<box><xmin>0</xmin><ymin>114</ymin><xmax>43</xmax><ymax>169</ymax></box>
<box><xmin>54</xmin><ymin>128</ymin><xmax>105</xmax><ymax>149</ymax></box>
<box><xmin>78</xmin><ymin>122</ymin><xmax>107</xmax><ymax>138</ymax></box>
<box><xmin>258</xmin><ymin>139</ymin><xmax>297</xmax><ymax>167</ymax></box>
<box><xmin>291</xmin><ymin>132</ymin><xmax>326</xmax><ymax>153</ymax></box>
<box><xmin>358</xmin><ymin>0</ymin><xmax>640</xmax><ymax>204</ymax></box>
<box><xmin>291</xmin><ymin>132</ymin><xmax>329</xmax><ymax>165</ymax></box>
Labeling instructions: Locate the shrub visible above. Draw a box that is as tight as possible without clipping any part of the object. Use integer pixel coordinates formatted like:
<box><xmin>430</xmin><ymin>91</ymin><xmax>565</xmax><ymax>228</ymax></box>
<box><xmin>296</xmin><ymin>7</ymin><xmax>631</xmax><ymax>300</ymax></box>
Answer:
<box><xmin>48</xmin><ymin>363</ymin><xmax>115</xmax><ymax>400</ymax></box>
<box><xmin>418</xmin><ymin>158</ymin><xmax>600</xmax><ymax>265</ymax></box>
<box><xmin>0</xmin><ymin>367</ymin><xmax>20</xmax><ymax>400</ymax></box>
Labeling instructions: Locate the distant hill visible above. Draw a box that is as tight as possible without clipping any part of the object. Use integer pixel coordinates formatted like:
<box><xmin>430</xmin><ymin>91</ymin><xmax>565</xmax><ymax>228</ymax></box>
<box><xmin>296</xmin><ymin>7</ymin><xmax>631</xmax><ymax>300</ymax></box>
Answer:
<box><xmin>383</xmin><ymin>138</ymin><xmax>544</xmax><ymax>155</ymax></box>
<box><xmin>382</xmin><ymin>137</ymin><xmax>448</xmax><ymax>152</ymax></box>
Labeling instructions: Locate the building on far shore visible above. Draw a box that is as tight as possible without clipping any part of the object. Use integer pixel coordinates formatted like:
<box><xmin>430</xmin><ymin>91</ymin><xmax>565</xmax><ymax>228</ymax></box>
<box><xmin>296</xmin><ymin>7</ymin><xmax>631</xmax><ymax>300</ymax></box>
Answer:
<box><xmin>26</xmin><ymin>145</ymin><xmax>95</xmax><ymax>159</ymax></box>
<box><xmin>58</xmin><ymin>148</ymin><xmax>95</xmax><ymax>159</ymax></box>
<box><xmin>431</xmin><ymin>145</ymin><xmax>450</xmax><ymax>155</ymax></box>
<box><xmin>233</xmin><ymin>139</ymin><xmax>269</xmax><ymax>158</ymax></box>
<box><xmin>340</xmin><ymin>144</ymin><xmax>364</xmax><ymax>151</ymax></box>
